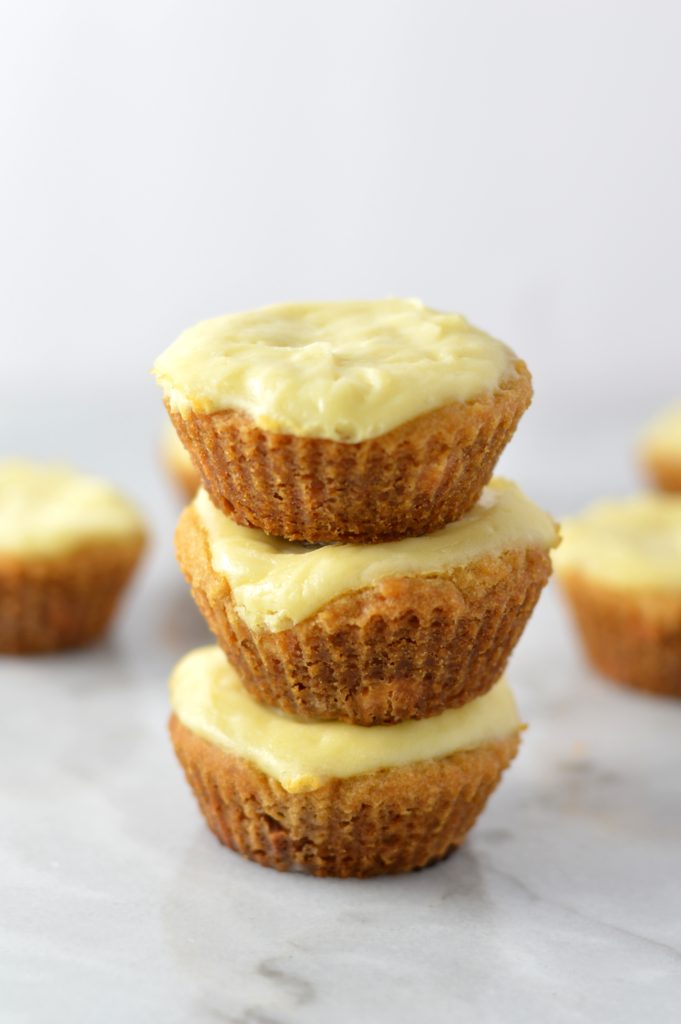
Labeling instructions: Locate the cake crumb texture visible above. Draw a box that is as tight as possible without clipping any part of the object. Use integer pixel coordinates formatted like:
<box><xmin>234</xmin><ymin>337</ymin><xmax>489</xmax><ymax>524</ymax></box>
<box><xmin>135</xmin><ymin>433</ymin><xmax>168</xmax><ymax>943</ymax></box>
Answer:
<box><xmin>560</xmin><ymin>571</ymin><xmax>681</xmax><ymax>696</ymax></box>
<box><xmin>0</xmin><ymin>536</ymin><xmax>144</xmax><ymax>653</ymax></box>
<box><xmin>168</xmin><ymin>362</ymin><xmax>532</xmax><ymax>543</ymax></box>
<box><xmin>170</xmin><ymin>714</ymin><xmax>520</xmax><ymax>877</ymax></box>
<box><xmin>176</xmin><ymin>504</ymin><xmax>552</xmax><ymax>723</ymax></box>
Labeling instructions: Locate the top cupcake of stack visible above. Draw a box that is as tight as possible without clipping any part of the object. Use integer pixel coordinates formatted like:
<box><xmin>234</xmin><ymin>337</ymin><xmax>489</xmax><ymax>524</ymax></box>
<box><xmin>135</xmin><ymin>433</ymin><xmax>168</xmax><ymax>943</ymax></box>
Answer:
<box><xmin>153</xmin><ymin>298</ymin><xmax>531</xmax><ymax>544</ymax></box>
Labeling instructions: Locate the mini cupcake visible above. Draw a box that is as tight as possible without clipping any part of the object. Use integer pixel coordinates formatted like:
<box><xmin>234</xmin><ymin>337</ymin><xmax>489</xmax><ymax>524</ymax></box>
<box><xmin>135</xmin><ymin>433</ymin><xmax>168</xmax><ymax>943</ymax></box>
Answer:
<box><xmin>638</xmin><ymin>402</ymin><xmax>681</xmax><ymax>492</ymax></box>
<box><xmin>554</xmin><ymin>493</ymin><xmax>681</xmax><ymax>696</ymax></box>
<box><xmin>161</xmin><ymin>421</ymin><xmax>201</xmax><ymax>498</ymax></box>
<box><xmin>169</xmin><ymin>646</ymin><xmax>521</xmax><ymax>877</ymax></box>
<box><xmin>176</xmin><ymin>478</ymin><xmax>558</xmax><ymax>724</ymax></box>
<box><xmin>0</xmin><ymin>461</ymin><xmax>146</xmax><ymax>653</ymax></box>
<box><xmin>154</xmin><ymin>299</ymin><xmax>532</xmax><ymax>543</ymax></box>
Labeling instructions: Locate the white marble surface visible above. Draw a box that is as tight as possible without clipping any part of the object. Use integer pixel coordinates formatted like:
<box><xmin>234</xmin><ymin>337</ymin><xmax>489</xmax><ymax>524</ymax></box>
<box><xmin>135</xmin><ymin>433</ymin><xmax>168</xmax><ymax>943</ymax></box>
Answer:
<box><xmin>2</xmin><ymin>506</ymin><xmax>681</xmax><ymax>1023</ymax></box>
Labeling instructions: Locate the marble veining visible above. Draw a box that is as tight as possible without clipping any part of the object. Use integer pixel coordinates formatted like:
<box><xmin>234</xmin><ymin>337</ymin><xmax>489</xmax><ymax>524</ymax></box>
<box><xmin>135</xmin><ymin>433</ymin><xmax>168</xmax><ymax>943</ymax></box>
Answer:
<box><xmin>2</xmin><ymin>554</ymin><xmax>681</xmax><ymax>1023</ymax></box>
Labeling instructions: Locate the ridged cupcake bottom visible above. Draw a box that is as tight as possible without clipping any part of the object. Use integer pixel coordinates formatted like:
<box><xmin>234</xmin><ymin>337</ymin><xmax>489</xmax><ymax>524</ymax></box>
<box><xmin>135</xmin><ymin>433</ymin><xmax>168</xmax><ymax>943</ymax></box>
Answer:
<box><xmin>170</xmin><ymin>715</ymin><xmax>520</xmax><ymax>878</ymax></box>
<box><xmin>176</xmin><ymin>504</ymin><xmax>552</xmax><ymax>723</ymax></box>
<box><xmin>0</xmin><ymin>536</ymin><xmax>145</xmax><ymax>653</ymax></box>
<box><xmin>559</xmin><ymin>571</ymin><xmax>681</xmax><ymax>697</ymax></box>
<box><xmin>167</xmin><ymin>362</ymin><xmax>532</xmax><ymax>544</ymax></box>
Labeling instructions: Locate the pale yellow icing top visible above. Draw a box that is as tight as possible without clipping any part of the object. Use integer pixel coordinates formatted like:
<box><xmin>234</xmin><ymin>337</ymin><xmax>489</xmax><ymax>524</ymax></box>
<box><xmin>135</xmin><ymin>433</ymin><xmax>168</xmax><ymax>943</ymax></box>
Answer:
<box><xmin>639</xmin><ymin>402</ymin><xmax>681</xmax><ymax>460</ymax></box>
<box><xmin>194</xmin><ymin>478</ymin><xmax>558</xmax><ymax>632</ymax></box>
<box><xmin>170</xmin><ymin>646</ymin><xmax>521</xmax><ymax>793</ymax></box>
<box><xmin>553</xmin><ymin>493</ymin><xmax>681</xmax><ymax>591</ymax></box>
<box><xmin>0</xmin><ymin>461</ymin><xmax>145</xmax><ymax>557</ymax></box>
<box><xmin>153</xmin><ymin>299</ymin><xmax>518</xmax><ymax>442</ymax></box>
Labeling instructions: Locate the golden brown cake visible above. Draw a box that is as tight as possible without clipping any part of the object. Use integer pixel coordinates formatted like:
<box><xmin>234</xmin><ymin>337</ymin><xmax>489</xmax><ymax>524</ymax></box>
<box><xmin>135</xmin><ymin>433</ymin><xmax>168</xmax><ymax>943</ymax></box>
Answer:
<box><xmin>154</xmin><ymin>299</ymin><xmax>532</xmax><ymax>543</ymax></box>
<box><xmin>169</xmin><ymin>646</ymin><xmax>522</xmax><ymax>877</ymax></box>
<box><xmin>176</xmin><ymin>479</ymin><xmax>558</xmax><ymax>723</ymax></box>
<box><xmin>554</xmin><ymin>493</ymin><xmax>681</xmax><ymax>696</ymax></box>
<box><xmin>0</xmin><ymin>461</ymin><xmax>146</xmax><ymax>653</ymax></box>
<box><xmin>638</xmin><ymin>402</ymin><xmax>681</xmax><ymax>492</ymax></box>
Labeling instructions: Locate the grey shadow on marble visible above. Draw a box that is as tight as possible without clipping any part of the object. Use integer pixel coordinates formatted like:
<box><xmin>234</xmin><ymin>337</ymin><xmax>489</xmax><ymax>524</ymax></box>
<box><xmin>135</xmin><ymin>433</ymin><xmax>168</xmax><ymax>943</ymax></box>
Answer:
<box><xmin>161</xmin><ymin>830</ymin><xmax>490</xmax><ymax>1024</ymax></box>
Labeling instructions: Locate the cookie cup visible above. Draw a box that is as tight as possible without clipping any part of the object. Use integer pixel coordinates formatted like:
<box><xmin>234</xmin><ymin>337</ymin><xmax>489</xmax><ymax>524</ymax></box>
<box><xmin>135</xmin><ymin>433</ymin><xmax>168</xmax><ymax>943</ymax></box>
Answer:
<box><xmin>175</xmin><ymin>480</ymin><xmax>557</xmax><ymax>724</ymax></box>
<box><xmin>0</xmin><ymin>461</ymin><xmax>146</xmax><ymax>654</ymax></box>
<box><xmin>167</xmin><ymin>363</ymin><xmax>531</xmax><ymax>544</ymax></box>
<box><xmin>0</xmin><ymin>535</ymin><xmax>145</xmax><ymax>653</ymax></box>
<box><xmin>554</xmin><ymin>492</ymin><xmax>681</xmax><ymax>696</ymax></box>
<box><xmin>558</xmin><ymin>571</ymin><xmax>681</xmax><ymax>697</ymax></box>
<box><xmin>171</xmin><ymin>716</ymin><xmax>519</xmax><ymax>877</ymax></box>
<box><xmin>168</xmin><ymin>647</ymin><xmax>521</xmax><ymax>878</ymax></box>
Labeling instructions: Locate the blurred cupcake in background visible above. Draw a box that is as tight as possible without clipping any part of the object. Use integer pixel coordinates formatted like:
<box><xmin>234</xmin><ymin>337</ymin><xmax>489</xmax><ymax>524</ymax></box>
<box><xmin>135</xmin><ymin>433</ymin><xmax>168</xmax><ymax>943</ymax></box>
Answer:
<box><xmin>0</xmin><ymin>460</ymin><xmax>146</xmax><ymax>653</ymax></box>
<box><xmin>162</xmin><ymin>421</ymin><xmax>201</xmax><ymax>499</ymax></box>
<box><xmin>638</xmin><ymin>402</ymin><xmax>681</xmax><ymax>492</ymax></box>
<box><xmin>553</xmin><ymin>492</ymin><xmax>681</xmax><ymax>697</ymax></box>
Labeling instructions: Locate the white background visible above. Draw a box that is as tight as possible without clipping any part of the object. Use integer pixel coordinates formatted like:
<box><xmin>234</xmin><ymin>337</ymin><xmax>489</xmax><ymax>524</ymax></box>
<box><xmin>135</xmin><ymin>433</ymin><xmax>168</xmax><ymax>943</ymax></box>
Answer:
<box><xmin>2</xmin><ymin>3</ymin><xmax>681</xmax><ymax>1022</ymax></box>
<box><xmin>1</xmin><ymin>0</ymin><xmax>680</xmax><ymax>513</ymax></box>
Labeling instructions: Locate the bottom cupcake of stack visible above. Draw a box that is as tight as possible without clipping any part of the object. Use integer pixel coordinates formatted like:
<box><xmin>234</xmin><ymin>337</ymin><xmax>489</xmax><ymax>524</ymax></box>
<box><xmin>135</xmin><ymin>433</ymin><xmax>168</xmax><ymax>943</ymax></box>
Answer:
<box><xmin>169</xmin><ymin>646</ymin><xmax>522</xmax><ymax>878</ymax></box>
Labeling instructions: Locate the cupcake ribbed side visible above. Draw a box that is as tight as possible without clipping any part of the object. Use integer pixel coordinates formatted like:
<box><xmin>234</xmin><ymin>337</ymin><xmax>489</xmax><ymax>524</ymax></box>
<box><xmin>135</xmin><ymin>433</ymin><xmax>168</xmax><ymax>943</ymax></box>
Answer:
<box><xmin>176</xmin><ymin>504</ymin><xmax>552</xmax><ymax>723</ymax></box>
<box><xmin>0</xmin><ymin>536</ymin><xmax>144</xmax><ymax>653</ymax></box>
<box><xmin>560</xmin><ymin>572</ymin><xmax>681</xmax><ymax>696</ymax></box>
<box><xmin>167</xmin><ymin>362</ymin><xmax>532</xmax><ymax>544</ymax></box>
<box><xmin>170</xmin><ymin>714</ymin><xmax>520</xmax><ymax>878</ymax></box>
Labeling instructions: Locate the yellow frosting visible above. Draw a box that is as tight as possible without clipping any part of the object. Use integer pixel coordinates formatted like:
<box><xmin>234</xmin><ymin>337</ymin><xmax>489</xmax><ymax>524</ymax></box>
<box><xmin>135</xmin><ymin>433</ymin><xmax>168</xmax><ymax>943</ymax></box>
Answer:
<box><xmin>194</xmin><ymin>478</ymin><xmax>558</xmax><ymax>632</ymax></box>
<box><xmin>170</xmin><ymin>646</ymin><xmax>521</xmax><ymax>793</ymax></box>
<box><xmin>153</xmin><ymin>299</ymin><xmax>518</xmax><ymax>442</ymax></box>
<box><xmin>553</xmin><ymin>493</ymin><xmax>681</xmax><ymax>591</ymax></box>
<box><xmin>639</xmin><ymin>403</ymin><xmax>681</xmax><ymax>461</ymax></box>
<box><xmin>0</xmin><ymin>461</ymin><xmax>145</xmax><ymax>557</ymax></box>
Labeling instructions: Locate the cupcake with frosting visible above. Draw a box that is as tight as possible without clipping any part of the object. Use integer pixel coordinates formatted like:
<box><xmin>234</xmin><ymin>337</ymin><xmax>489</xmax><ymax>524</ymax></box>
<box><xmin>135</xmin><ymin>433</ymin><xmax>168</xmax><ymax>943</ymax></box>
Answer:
<box><xmin>169</xmin><ymin>646</ymin><xmax>522</xmax><ymax>877</ymax></box>
<box><xmin>154</xmin><ymin>299</ymin><xmax>532</xmax><ymax>543</ymax></box>
<box><xmin>0</xmin><ymin>461</ymin><xmax>146</xmax><ymax>653</ymax></box>
<box><xmin>554</xmin><ymin>492</ymin><xmax>681</xmax><ymax>696</ymax></box>
<box><xmin>175</xmin><ymin>478</ymin><xmax>558</xmax><ymax>723</ymax></box>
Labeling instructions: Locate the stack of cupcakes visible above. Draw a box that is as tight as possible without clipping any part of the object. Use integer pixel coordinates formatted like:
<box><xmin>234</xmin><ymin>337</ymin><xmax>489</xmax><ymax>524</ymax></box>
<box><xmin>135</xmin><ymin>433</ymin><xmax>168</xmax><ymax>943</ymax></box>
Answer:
<box><xmin>154</xmin><ymin>299</ymin><xmax>558</xmax><ymax>877</ymax></box>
